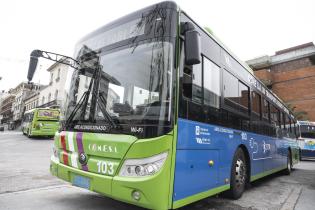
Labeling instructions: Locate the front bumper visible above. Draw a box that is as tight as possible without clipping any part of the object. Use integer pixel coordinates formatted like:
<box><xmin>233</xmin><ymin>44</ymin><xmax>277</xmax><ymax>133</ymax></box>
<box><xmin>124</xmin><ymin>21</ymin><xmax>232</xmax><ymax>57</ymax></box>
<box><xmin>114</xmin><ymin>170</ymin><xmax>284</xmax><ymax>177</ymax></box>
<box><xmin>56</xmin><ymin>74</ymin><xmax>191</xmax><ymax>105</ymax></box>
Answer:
<box><xmin>50</xmin><ymin>157</ymin><xmax>169</xmax><ymax>209</ymax></box>
<box><xmin>31</xmin><ymin>129</ymin><xmax>56</xmax><ymax>136</ymax></box>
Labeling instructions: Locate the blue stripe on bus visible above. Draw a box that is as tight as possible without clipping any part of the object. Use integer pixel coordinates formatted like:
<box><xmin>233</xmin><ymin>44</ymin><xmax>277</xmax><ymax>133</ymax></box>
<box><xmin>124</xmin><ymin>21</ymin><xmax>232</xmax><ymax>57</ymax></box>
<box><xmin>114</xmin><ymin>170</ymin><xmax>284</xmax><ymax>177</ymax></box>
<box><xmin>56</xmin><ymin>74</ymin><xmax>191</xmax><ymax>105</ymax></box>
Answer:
<box><xmin>173</xmin><ymin>118</ymin><xmax>295</xmax><ymax>201</ymax></box>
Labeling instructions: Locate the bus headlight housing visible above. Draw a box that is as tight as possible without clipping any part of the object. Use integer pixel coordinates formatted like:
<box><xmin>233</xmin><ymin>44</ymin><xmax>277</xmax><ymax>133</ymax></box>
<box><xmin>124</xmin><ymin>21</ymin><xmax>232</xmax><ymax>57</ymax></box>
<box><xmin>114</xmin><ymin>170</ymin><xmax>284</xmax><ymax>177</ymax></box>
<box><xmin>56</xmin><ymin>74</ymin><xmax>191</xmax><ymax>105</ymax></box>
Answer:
<box><xmin>119</xmin><ymin>152</ymin><xmax>168</xmax><ymax>177</ymax></box>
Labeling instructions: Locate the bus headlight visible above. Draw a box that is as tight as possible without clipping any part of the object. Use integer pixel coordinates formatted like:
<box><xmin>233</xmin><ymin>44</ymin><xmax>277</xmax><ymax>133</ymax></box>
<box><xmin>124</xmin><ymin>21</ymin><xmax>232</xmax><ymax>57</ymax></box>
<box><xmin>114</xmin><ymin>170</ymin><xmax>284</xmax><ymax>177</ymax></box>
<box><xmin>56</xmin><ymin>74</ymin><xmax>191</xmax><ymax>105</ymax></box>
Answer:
<box><xmin>119</xmin><ymin>152</ymin><xmax>168</xmax><ymax>177</ymax></box>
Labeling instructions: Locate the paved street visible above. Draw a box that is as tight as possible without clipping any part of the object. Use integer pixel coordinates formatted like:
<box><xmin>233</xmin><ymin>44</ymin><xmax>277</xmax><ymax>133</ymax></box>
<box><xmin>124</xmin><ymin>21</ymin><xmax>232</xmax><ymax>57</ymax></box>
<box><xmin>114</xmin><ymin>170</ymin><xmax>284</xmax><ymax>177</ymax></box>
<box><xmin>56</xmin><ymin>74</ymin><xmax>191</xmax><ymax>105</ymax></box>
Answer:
<box><xmin>1</xmin><ymin>131</ymin><xmax>315</xmax><ymax>210</ymax></box>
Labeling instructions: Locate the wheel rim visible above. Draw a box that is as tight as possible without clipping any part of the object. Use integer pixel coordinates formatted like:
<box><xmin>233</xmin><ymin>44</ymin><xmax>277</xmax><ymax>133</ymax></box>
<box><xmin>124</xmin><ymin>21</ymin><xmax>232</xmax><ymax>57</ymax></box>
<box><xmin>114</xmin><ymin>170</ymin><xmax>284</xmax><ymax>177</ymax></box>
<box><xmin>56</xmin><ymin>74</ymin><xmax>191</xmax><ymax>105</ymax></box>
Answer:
<box><xmin>235</xmin><ymin>159</ymin><xmax>246</xmax><ymax>188</ymax></box>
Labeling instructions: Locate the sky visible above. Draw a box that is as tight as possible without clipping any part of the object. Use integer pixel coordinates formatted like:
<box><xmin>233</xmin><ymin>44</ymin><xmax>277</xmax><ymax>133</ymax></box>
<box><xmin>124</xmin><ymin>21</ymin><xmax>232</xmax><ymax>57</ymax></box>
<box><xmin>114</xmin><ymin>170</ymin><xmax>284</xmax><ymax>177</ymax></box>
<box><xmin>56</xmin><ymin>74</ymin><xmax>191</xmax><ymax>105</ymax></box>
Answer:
<box><xmin>0</xmin><ymin>0</ymin><xmax>314</xmax><ymax>92</ymax></box>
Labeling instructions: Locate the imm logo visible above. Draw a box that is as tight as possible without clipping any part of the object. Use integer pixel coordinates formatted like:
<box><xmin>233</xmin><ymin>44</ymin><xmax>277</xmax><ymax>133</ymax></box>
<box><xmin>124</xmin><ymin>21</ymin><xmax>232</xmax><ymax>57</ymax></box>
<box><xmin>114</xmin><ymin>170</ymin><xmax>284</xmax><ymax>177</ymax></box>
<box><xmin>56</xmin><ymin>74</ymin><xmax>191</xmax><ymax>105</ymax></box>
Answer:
<box><xmin>195</xmin><ymin>126</ymin><xmax>200</xmax><ymax>136</ymax></box>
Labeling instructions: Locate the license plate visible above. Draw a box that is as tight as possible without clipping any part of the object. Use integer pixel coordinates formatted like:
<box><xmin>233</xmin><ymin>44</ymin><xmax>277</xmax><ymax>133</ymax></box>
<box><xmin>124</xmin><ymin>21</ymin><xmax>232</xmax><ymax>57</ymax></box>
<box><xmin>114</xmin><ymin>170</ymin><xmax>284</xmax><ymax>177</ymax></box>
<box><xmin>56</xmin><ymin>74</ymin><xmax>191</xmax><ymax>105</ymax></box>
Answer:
<box><xmin>72</xmin><ymin>175</ymin><xmax>90</xmax><ymax>189</ymax></box>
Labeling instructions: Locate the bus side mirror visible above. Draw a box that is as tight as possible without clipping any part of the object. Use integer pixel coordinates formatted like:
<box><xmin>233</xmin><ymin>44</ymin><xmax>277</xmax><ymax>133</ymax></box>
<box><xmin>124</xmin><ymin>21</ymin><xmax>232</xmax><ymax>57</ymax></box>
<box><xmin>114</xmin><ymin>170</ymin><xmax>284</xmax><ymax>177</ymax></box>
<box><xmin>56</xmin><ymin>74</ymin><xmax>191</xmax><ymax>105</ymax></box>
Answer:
<box><xmin>182</xmin><ymin>22</ymin><xmax>201</xmax><ymax>65</ymax></box>
<box><xmin>27</xmin><ymin>50</ymin><xmax>42</xmax><ymax>82</ymax></box>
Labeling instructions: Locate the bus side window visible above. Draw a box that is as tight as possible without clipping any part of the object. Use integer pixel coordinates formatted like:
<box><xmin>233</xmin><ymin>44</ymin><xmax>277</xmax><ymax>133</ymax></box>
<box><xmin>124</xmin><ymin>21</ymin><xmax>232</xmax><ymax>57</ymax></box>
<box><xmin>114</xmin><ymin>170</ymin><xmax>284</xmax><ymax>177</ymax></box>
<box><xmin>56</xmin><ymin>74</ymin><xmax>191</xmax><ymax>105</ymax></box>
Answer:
<box><xmin>30</xmin><ymin>113</ymin><xmax>34</xmax><ymax>122</ymax></box>
<box><xmin>281</xmin><ymin>112</ymin><xmax>286</xmax><ymax>136</ymax></box>
<box><xmin>285</xmin><ymin>115</ymin><xmax>290</xmax><ymax>137</ymax></box>
<box><xmin>270</xmin><ymin>105</ymin><xmax>280</xmax><ymax>137</ymax></box>
<box><xmin>262</xmin><ymin>99</ymin><xmax>270</xmax><ymax>121</ymax></box>
<box><xmin>182</xmin><ymin>63</ymin><xmax>202</xmax><ymax>103</ymax></box>
<box><xmin>203</xmin><ymin>56</ymin><xmax>220</xmax><ymax>108</ymax></box>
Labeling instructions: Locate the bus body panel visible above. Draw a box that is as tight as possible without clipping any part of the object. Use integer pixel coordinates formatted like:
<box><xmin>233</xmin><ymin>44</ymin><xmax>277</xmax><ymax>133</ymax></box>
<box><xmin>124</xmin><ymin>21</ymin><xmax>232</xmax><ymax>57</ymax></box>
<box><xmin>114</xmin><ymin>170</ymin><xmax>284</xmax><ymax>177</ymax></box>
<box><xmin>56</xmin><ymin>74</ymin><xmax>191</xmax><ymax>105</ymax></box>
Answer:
<box><xmin>298</xmin><ymin>138</ymin><xmax>315</xmax><ymax>159</ymax></box>
<box><xmin>172</xmin><ymin>118</ymin><xmax>298</xmax><ymax>207</ymax></box>
<box><xmin>51</xmin><ymin>131</ymin><xmax>173</xmax><ymax>210</ymax></box>
<box><xmin>297</xmin><ymin>121</ymin><xmax>315</xmax><ymax>159</ymax></box>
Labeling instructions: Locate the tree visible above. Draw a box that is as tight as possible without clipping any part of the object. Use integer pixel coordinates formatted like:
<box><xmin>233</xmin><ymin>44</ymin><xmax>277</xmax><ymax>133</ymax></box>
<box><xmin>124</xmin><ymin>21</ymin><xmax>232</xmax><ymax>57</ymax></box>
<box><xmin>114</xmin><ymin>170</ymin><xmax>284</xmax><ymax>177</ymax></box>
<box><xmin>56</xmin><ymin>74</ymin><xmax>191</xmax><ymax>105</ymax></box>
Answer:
<box><xmin>204</xmin><ymin>27</ymin><xmax>213</xmax><ymax>35</ymax></box>
<box><xmin>286</xmin><ymin>103</ymin><xmax>308</xmax><ymax>120</ymax></box>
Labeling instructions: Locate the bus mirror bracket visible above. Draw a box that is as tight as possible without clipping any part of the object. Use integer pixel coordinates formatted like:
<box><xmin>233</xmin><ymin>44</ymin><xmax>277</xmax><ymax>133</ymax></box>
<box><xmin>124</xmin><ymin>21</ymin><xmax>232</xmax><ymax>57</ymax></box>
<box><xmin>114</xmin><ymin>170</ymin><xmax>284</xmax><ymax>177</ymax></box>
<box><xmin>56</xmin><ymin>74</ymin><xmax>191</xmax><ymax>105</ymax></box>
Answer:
<box><xmin>181</xmin><ymin>22</ymin><xmax>201</xmax><ymax>66</ymax></box>
<box><xmin>27</xmin><ymin>49</ymin><xmax>80</xmax><ymax>82</ymax></box>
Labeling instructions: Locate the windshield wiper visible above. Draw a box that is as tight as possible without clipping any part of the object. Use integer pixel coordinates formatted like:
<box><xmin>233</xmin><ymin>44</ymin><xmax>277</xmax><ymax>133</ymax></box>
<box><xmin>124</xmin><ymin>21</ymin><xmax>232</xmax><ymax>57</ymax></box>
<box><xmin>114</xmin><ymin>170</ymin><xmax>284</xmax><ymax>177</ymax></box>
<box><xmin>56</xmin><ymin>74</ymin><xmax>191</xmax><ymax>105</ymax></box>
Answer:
<box><xmin>65</xmin><ymin>67</ymin><xmax>95</xmax><ymax>128</ymax></box>
<box><xmin>98</xmin><ymin>91</ymin><xmax>118</xmax><ymax>128</ymax></box>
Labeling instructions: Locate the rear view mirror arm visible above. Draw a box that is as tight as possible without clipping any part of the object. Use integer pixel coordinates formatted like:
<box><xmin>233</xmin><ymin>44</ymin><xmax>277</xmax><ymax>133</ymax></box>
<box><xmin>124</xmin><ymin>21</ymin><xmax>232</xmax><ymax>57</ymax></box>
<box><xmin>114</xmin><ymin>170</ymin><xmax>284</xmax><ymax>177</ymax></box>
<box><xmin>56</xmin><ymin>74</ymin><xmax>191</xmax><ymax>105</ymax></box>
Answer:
<box><xmin>27</xmin><ymin>49</ymin><xmax>80</xmax><ymax>82</ymax></box>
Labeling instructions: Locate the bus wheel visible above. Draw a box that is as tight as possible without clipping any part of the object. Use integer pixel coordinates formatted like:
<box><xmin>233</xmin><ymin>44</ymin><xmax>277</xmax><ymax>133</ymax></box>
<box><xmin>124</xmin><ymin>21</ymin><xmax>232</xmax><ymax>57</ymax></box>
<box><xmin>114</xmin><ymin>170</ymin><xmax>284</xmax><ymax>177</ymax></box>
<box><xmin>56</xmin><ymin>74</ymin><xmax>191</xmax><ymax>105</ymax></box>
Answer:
<box><xmin>284</xmin><ymin>150</ymin><xmax>292</xmax><ymax>175</ymax></box>
<box><xmin>225</xmin><ymin>148</ymin><xmax>247</xmax><ymax>199</ymax></box>
<box><xmin>27</xmin><ymin>129</ymin><xmax>32</xmax><ymax>138</ymax></box>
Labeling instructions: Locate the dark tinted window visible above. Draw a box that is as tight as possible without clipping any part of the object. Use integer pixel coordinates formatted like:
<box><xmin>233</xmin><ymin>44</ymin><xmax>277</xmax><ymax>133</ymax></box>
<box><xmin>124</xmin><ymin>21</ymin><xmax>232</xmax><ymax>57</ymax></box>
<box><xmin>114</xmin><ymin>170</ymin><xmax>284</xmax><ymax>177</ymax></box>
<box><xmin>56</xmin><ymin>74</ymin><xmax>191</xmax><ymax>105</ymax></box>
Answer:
<box><xmin>285</xmin><ymin>115</ymin><xmax>291</xmax><ymax>133</ymax></box>
<box><xmin>192</xmin><ymin>63</ymin><xmax>202</xmax><ymax>103</ymax></box>
<box><xmin>223</xmin><ymin>70</ymin><xmax>238</xmax><ymax>105</ymax></box>
<box><xmin>252</xmin><ymin>91</ymin><xmax>261</xmax><ymax>117</ymax></box>
<box><xmin>223</xmin><ymin>70</ymin><xmax>249</xmax><ymax>115</ymax></box>
<box><xmin>239</xmin><ymin>82</ymin><xmax>249</xmax><ymax>110</ymax></box>
<box><xmin>203</xmin><ymin>57</ymin><xmax>220</xmax><ymax>108</ymax></box>
<box><xmin>262</xmin><ymin>99</ymin><xmax>270</xmax><ymax>120</ymax></box>
<box><xmin>270</xmin><ymin>105</ymin><xmax>279</xmax><ymax>127</ymax></box>
<box><xmin>183</xmin><ymin>63</ymin><xmax>202</xmax><ymax>103</ymax></box>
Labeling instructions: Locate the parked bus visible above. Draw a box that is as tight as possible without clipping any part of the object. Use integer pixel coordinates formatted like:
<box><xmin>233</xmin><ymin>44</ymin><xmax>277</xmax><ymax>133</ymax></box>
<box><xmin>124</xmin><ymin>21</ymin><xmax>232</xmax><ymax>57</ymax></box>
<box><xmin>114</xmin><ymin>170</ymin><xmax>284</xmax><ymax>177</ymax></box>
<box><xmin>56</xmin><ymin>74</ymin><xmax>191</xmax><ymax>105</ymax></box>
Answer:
<box><xmin>27</xmin><ymin>2</ymin><xmax>299</xmax><ymax>209</ymax></box>
<box><xmin>297</xmin><ymin>121</ymin><xmax>315</xmax><ymax>160</ymax></box>
<box><xmin>22</xmin><ymin>108</ymin><xmax>60</xmax><ymax>137</ymax></box>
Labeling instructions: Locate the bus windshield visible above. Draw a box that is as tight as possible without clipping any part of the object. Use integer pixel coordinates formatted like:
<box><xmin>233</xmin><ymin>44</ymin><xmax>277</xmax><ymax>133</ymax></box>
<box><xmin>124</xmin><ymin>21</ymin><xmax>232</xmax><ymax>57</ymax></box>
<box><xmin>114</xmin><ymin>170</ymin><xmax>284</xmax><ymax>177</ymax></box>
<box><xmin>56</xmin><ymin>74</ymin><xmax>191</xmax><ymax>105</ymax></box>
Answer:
<box><xmin>66</xmin><ymin>41</ymin><xmax>173</xmax><ymax>126</ymax></box>
<box><xmin>62</xmin><ymin>7</ymin><xmax>176</xmax><ymax>137</ymax></box>
<box><xmin>300</xmin><ymin>124</ymin><xmax>315</xmax><ymax>139</ymax></box>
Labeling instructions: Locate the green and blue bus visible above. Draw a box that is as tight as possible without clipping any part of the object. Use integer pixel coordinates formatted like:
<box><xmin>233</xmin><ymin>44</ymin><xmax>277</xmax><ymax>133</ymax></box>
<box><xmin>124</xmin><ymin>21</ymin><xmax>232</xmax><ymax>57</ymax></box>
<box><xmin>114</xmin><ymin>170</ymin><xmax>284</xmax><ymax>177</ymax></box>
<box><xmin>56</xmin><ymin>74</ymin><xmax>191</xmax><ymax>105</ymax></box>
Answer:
<box><xmin>297</xmin><ymin>121</ymin><xmax>315</xmax><ymax>160</ymax></box>
<box><xmin>27</xmin><ymin>2</ymin><xmax>299</xmax><ymax>209</ymax></box>
<box><xmin>22</xmin><ymin>108</ymin><xmax>60</xmax><ymax>137</ymax></box>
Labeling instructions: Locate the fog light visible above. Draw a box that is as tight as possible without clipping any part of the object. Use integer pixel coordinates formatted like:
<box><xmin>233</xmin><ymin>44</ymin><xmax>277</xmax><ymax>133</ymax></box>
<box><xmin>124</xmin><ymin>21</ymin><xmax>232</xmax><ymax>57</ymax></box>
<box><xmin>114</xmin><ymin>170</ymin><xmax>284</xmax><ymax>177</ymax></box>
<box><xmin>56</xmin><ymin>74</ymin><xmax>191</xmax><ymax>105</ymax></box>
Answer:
<box><xmin>132</xmin><ymin>190</ymin><xmax>141</xmax><ymax>201</ymax></box>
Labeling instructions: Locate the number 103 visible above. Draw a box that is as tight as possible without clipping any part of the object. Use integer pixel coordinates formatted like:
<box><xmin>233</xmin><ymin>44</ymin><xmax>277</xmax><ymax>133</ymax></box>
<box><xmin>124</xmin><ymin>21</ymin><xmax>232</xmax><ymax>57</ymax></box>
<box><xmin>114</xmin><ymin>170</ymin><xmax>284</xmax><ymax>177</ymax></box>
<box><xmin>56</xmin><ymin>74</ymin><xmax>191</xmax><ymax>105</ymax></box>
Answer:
<box><xmin>96</xmin><ymin>161</ymin><xmax>114</xmax><ymax>175</ymax></box>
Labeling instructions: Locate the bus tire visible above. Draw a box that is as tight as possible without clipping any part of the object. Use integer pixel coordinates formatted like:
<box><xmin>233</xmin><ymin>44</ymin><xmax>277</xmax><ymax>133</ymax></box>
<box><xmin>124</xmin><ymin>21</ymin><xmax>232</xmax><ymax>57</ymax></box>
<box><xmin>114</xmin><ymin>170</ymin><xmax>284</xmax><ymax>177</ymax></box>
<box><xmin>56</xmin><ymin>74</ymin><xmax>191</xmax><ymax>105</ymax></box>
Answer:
<box><xmin>283</xmin><ymin>150</ymin><xmax>292</xmax><ymax>175</ymax></box>
<box><xmin>225</xmin><ymin>148</ymin><xmax>247</xmax><ymax>199</ymax></box>
<box><xmin>27</xmin><ymin>129</ymin><xmax>32</xmax><ymax>138</ymax></box>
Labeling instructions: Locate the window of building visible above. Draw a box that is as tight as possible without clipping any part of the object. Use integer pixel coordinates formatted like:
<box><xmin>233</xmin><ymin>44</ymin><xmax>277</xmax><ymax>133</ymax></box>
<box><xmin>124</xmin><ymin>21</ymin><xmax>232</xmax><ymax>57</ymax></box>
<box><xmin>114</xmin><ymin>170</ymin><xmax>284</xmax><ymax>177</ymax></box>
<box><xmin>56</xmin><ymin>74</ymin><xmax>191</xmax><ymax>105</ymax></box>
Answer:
<box><xmin>55</xmin><ymin>90</ymin><xmax>58</xmax><ymax>100</ymax></box>
<box><xmin>42</xmin><ymin>96</ymin><xmax>45</xmax><ymax>105</ymax></box>
<box><xmin>56</xmin><ymin>69</ymin><xmax>61</xmax><ymax>82</ymax></box>
<box><xmin>50</xmin><ymin>73</ymin><xmax>54</xmax><ymax>84</ymax></box>
<box><xmin>48</xmin><ymin>93</ymin><xmax>51</xmax><ymax>102</ymax></box>
<box><xmin>203</xmin><ymin>57</ymin><xmax>220</xmax><ymax>108</ymax></box>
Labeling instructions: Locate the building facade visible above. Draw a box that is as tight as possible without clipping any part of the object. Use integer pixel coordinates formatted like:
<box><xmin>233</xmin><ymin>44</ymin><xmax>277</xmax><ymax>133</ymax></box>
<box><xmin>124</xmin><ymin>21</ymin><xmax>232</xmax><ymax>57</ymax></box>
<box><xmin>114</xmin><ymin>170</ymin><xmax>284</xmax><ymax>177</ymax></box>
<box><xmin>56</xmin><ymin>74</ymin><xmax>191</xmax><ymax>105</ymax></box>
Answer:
<box><xmin>10</xmin><ymin>82</ymin><xmax>41</xmax><ymax>127</ymax></box>
<box><xmin>24</xmin><ymin>92</ymin><xmax>40</xmax><ymax>112</ymax></box>
<box><xmin>0</xmin><ymin>94</ymin><xmax>15</xmax><ymax>124</ymax></box>
<box><xmin>38</xmin><ymin>60</ymin><xmax>70</xmax><ymax>116</ymax></box>
<box><xmin>247</xmin><ymin>42</ymin><xmax>315</xmax><ymax>121</ymax></box>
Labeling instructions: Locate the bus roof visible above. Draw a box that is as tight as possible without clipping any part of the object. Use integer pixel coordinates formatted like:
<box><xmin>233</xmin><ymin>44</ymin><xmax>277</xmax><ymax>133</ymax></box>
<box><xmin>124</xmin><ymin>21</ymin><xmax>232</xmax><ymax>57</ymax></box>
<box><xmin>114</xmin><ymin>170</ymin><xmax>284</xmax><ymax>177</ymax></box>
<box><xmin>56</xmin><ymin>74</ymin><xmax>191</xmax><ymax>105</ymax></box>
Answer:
<box><xmin>24</xmin><ymin>108</ymin><xmax>60</xmax><ymax>114</ymax></box>
<box><xmin>298</xmin><ymin>121</ymin><xmax>315</xmax><ymax>126</ymax></box>
<box><xmin>179</xmin><ymin>6</ymin><xmax>295</xmax><ymax>121</ymax></box>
